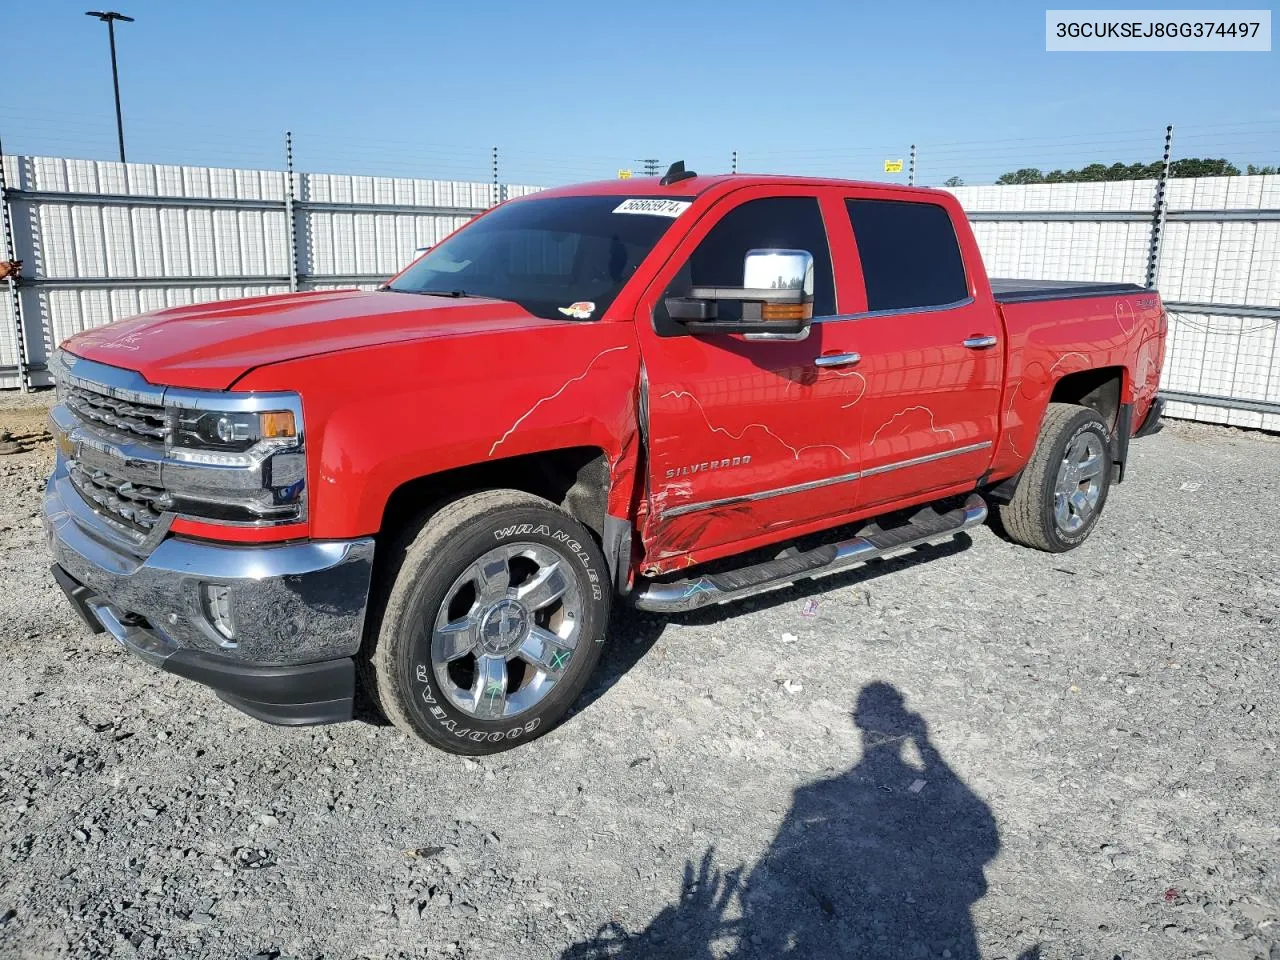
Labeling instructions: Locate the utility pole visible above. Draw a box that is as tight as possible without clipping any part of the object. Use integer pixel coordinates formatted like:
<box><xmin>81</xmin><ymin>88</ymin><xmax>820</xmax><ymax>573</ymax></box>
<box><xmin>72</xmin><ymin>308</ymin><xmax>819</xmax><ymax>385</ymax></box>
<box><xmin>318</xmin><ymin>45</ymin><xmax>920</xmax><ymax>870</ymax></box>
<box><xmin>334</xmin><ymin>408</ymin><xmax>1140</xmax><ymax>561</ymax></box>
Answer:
<box><xmin>731</xmin><ymin>150</ymin><xmax>738</xmax><ymax>174</ymax></box>
<box><xmin>639</xmin><ymin>158</ymin><xmax>660</xmax><ymax>176</ymax></box>
<box><xmin>908</xmin><ymin>144</ymin><xmax>916</xmax><ymax>187</ymax></box>
<box><xmin>86</xmin><ymin>11</ymin><xmax>134</xmax><ymax>163</ymax></box>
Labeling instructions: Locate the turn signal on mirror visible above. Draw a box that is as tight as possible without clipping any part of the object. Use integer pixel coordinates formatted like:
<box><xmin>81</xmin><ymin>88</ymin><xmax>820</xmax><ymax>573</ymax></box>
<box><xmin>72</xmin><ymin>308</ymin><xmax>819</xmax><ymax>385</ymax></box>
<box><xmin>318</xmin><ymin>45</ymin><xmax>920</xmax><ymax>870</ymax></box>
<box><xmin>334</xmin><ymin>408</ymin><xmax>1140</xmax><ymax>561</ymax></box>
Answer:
<box><xmin>760</xmin><ymin>302</ymin><xmax>814</xmax><ymax>321</ymax></box>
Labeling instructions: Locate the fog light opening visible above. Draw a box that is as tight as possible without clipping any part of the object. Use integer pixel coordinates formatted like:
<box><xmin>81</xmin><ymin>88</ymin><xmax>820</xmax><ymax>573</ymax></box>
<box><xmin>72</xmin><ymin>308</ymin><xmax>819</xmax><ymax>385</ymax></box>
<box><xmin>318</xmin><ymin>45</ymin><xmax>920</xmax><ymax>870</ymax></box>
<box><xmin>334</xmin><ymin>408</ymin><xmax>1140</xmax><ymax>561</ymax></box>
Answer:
<box><xmin>200</xmin><ymin>584</ymin><xmax>237</xmax><ymax>645</ymax></box>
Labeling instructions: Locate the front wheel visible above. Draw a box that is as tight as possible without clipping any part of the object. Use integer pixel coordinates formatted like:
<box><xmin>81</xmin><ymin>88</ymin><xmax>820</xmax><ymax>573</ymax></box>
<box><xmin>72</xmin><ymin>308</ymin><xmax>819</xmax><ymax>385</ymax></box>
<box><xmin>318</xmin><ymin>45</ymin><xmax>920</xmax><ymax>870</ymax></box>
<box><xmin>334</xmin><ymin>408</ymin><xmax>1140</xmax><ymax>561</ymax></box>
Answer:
<box><xmin>362</xmin><ymin>490</ymin><xmax>611</xmax><ymax>754</ymax></box>
<box><xmin>998</xmin><ymin>402</ymin><xmax>1113</xmax><ymax>553</ymax></box>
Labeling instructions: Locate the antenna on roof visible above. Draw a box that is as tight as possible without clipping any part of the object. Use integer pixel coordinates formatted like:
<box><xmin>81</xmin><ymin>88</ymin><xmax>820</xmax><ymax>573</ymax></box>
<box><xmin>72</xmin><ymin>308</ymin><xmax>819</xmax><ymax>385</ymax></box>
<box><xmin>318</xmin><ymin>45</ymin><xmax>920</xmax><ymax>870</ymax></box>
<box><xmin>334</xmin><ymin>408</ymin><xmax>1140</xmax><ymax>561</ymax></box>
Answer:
<box><xmin>659</xmin><ymin>161</ymin><xmax>696</xmax><ymax>186</ymax></box>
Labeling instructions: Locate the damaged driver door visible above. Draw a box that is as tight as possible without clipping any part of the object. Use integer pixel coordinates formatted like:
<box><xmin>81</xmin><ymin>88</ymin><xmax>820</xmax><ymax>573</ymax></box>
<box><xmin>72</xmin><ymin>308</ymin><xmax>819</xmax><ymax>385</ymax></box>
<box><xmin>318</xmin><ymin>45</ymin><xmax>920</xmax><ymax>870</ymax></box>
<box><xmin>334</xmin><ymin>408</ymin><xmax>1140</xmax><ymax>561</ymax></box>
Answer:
<box><xmin>633</xmin><ymin>189</ymin><xmax>867</xmax><ymax>572</ymax></box>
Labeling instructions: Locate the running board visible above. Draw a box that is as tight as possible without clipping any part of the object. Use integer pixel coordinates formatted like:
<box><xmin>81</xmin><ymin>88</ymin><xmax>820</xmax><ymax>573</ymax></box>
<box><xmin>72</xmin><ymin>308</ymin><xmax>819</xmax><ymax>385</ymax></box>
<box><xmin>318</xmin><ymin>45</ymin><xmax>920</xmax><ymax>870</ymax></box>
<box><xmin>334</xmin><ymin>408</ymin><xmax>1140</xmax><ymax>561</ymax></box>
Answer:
<box><xmin>632</xmin><ymin>493</ymin><xmax>988</xmax><ymax>613</ymax></box>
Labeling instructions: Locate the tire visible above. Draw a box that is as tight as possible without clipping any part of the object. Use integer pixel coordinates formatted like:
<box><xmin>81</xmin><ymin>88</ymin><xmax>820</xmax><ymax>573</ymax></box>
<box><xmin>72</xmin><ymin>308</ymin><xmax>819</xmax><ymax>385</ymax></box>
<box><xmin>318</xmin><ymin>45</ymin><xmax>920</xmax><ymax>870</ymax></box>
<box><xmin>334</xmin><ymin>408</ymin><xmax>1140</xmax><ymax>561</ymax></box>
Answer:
<box><xmin>998</xmin><ymin>402</ymin><xmax>1113</xmax><ymax>553</ymax></box>
<box><xmin>361</xmin><ymin>489</ymin><xmax>611</xmax><ymax>754</ymax></box>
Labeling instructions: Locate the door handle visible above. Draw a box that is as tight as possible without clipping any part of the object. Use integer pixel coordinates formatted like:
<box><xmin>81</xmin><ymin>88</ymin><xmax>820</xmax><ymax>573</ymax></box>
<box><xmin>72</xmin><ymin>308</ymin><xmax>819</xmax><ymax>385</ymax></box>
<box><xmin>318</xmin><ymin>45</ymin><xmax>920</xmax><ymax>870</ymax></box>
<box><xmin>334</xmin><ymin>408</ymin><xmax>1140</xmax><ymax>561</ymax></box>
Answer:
<box><xmin>814</xmin><ymin>352</ymin><xmax>861</xmax><ymax>368</ymax></box>
<box><xmin>963</xmin><ymin>335</ymin><xmax>999</xmax><ymax>349</ymax></box>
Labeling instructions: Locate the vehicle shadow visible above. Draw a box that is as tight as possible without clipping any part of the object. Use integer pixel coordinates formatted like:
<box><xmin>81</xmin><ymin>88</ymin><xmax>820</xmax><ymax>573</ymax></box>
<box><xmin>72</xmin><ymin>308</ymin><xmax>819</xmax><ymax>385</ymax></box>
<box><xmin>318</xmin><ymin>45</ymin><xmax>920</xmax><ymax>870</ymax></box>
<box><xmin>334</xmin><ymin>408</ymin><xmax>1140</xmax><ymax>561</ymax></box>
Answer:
<box><xmin>561</xmin><ymin>681</ymin><xmax>1032</xmax><ymax>959</ymax></box>
<box><xmin>573</xmin><ymin>534</ymin><xmax>974</xmax><ymax>717</ymax></box>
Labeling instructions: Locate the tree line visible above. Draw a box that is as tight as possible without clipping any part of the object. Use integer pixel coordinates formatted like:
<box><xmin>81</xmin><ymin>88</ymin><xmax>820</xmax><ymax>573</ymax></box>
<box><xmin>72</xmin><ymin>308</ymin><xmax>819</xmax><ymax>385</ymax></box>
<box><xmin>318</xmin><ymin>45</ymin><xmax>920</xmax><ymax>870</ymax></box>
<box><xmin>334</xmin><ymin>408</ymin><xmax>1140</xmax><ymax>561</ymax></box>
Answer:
<box><xmin>939</xmin><ymin>159</ymin><xmax>1278</xmax><ymax>188</ymax></box>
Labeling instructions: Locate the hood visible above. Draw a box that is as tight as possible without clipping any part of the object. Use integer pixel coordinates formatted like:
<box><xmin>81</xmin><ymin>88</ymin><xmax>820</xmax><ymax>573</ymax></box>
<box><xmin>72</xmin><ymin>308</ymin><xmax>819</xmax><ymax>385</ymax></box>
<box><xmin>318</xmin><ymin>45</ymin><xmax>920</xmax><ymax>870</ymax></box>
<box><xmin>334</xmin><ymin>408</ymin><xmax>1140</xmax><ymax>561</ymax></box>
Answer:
<box><xmin>60</xmin><ymin>289</ymin><xmax>560</xmax><ymax>390</ymax></box>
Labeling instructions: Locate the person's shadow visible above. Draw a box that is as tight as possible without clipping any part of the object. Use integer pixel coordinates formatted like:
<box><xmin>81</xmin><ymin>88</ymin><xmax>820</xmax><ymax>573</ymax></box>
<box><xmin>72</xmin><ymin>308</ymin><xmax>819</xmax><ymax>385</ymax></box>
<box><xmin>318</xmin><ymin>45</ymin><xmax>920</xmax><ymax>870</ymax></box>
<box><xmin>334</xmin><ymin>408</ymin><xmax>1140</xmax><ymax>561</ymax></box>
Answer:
<box><xmin>562</xmin><ymin>682</ymin><xmax>1027</xmax><ymax>959</ymax></box>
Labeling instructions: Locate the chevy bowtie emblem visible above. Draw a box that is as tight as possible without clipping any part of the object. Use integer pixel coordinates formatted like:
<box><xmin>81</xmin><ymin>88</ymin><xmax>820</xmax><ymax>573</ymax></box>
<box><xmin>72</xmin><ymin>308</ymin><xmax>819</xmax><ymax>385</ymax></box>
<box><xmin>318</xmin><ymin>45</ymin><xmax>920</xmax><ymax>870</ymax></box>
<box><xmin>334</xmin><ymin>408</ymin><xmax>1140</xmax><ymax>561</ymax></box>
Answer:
<box><xmin>54</xmin><ymin>426</ymin><xmax>77</xmax><ymax>461</ymax></box>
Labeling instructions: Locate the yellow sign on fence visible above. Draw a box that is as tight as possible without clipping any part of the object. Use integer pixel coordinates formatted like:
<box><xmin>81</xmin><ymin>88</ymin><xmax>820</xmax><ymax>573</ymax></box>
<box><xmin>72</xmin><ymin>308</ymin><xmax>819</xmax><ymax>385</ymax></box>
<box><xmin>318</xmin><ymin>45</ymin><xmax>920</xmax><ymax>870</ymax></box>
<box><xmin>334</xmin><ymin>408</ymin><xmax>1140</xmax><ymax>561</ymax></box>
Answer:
<box><xmin>884</xmin><ymin>159</ymin><xmax>904</xmax><ymax>173</ymax></box>
<box><xmin>617</xmin><ymin>169</ymin><xmax>633</xmax><ymax>180</ymax></box>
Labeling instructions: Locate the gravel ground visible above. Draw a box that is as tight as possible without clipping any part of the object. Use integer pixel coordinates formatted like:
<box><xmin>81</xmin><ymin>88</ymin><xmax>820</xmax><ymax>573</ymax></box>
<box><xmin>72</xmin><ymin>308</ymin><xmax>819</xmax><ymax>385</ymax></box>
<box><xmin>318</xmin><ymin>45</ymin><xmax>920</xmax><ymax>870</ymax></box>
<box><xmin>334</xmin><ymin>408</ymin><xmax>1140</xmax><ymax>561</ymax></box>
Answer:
<box><xmin>1</xmin><ymin>395</ymin><xmax>1277</xmax><ymax>960</ymax></box>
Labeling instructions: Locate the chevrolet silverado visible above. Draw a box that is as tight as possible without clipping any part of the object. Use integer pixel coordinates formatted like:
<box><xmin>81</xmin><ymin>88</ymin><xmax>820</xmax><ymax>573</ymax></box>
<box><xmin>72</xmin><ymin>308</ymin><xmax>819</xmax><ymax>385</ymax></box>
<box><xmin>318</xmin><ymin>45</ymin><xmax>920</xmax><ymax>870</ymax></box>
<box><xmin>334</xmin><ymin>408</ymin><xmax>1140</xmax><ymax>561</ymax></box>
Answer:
<box><xmin>44</xmin><ymin>164</ymin><xmax>1167</xmax><ymax>754</ymax></box>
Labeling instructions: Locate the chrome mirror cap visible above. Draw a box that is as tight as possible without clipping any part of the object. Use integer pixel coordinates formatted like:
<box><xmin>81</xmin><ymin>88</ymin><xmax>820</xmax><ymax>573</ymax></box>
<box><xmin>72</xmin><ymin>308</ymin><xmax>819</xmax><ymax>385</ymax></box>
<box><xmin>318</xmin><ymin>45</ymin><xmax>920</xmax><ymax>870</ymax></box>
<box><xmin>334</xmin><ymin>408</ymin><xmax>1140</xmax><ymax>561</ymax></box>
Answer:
<box><xmin>743</xmin><ymin>249</ymin><xmax>814</xmax><ymax>296</ymax></box>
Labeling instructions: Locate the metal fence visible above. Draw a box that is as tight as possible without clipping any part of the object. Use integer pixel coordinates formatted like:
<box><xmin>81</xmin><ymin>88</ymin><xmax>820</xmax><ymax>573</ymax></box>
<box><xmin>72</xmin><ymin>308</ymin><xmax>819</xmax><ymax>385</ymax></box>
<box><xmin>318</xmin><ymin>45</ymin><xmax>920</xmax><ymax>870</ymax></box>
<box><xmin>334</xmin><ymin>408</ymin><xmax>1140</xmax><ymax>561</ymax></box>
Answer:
<box><xmin>3</xmin><ymin>150</ymin><xmax>1278</xmax><ymax>431</ymax></box>
<box><xmin>0</xmin><ymin>149</ymin><xmax>541</xmax><ymax>390</ymax></box>
<box><xmin>950</xmin><ymin>172</ymin><xmax>1280</xmax><ymax>431</ymax></box>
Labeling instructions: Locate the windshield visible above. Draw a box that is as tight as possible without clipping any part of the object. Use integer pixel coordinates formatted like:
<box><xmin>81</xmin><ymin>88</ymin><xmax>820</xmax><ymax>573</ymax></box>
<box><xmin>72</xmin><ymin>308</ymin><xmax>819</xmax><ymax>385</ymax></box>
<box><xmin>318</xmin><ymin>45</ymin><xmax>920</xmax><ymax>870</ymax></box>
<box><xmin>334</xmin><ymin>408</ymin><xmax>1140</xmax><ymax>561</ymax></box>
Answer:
<box><xmin>386</xmin><ymin>195</ymin><xmax>691</xmax><ymax>321</ymax></box>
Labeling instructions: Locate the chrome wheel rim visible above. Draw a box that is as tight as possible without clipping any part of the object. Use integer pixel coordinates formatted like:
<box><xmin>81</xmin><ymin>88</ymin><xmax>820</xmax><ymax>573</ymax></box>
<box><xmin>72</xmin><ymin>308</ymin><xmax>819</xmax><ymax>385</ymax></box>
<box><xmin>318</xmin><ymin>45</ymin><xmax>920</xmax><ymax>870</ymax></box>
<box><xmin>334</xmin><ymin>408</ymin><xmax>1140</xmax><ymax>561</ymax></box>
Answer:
<box><xmin>1054</xmin><ymin>431</ymin><xmax>1105</xmax><ymax>534</ymax></box>
<box><xmin>431</xmin><ymin>541</ymin><xmax>581</xmax><ymax>720</ymax></box>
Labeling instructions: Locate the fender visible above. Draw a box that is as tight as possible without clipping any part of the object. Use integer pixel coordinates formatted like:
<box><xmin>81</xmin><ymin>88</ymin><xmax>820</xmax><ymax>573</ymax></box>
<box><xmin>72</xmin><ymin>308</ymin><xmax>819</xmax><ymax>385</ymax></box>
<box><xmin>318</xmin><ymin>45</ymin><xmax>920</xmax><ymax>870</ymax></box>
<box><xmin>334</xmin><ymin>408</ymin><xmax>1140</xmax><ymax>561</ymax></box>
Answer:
<box><xmin>236</xmin><ymin>325</ymin><xmax>642</xmax><ymax>540</ymax></box>
<box><xmin>989</xmin><ymin>291</ymin><xmax>1162</xmax><ymax>482</ymax></box>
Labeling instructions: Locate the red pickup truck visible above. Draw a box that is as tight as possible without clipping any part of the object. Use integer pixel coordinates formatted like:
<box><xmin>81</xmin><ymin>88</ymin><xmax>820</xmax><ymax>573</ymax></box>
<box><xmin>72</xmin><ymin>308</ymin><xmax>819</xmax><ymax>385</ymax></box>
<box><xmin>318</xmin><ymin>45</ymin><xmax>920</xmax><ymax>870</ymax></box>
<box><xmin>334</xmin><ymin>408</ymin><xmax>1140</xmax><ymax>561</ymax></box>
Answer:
<box><xmin>44</xmin><ymin>166</ymin><xmax>1166</xmax><ymax>754</ymax></box>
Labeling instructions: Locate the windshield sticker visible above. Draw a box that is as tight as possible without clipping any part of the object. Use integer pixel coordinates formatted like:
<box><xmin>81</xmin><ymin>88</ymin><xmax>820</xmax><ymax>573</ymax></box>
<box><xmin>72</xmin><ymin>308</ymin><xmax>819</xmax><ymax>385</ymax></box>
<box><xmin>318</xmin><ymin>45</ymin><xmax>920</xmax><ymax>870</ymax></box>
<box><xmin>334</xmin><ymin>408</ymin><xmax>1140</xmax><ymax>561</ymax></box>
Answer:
<box><xmin>613</xmin><ymin>198</ymin><xmax>692</xmax><ymax>218</ymax></box>
<box><xmin>558</xmin><ymin>301</ymin><xmax>596</xmax><ymax>320</ymax></box>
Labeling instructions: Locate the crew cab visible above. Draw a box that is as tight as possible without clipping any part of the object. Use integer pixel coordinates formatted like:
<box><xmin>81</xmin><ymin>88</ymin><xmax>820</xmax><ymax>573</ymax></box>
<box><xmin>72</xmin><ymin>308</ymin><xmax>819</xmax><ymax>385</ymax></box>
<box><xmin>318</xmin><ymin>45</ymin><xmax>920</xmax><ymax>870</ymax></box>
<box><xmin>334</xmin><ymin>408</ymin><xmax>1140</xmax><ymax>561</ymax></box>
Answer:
<box><xmin>43</xmin><ymin>166</ymin><xmax>1167</xmax><ymax>754</ymax></box>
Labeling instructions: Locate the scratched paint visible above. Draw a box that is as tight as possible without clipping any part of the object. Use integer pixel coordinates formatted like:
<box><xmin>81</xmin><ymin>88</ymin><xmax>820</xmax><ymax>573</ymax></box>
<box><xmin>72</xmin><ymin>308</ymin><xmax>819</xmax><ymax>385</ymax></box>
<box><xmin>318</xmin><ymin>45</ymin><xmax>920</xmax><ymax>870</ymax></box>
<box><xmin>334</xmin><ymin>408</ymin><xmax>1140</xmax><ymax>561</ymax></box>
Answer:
<box><xmin>868</xmin><ymin>406</ymin><xmax>958</xmax><ymax>446</ymax></box>
<box><xmin>838</xmin><ymin>371</ymin><xmax>869</xmax><ymax>410</ymax></box>
<box><xmin>488</xmin><ymin>345</ymin><xmax>631</xmax><ymax>457</ymax></box>
<box><xmin>1048</xmin><ymin>352</ymin><xmax>1092</xmax><ymax>377</ymax></box>
<box><xmin>650</xmin><ymin>481</ymin><xmax>694</xmax><ymax>508</ymax></box>
<box><xmin>779</xmin><ymin>367</ymin><xmax>867</xmax><ymax>409</ymax></box>
<box><xmin>1115</xmin><ymin>299</ymin><xmax>1136</xmax><ymax>335</ymax></box>
<box><xmin>660</xmin><ymin>389</ymin><xmax>854</xmax><ymax>463</ymax></box>
<box><xmin>1000</xmin><ymin>378</ymin><xmax>1025</xmax><ymax>460</ymax></box>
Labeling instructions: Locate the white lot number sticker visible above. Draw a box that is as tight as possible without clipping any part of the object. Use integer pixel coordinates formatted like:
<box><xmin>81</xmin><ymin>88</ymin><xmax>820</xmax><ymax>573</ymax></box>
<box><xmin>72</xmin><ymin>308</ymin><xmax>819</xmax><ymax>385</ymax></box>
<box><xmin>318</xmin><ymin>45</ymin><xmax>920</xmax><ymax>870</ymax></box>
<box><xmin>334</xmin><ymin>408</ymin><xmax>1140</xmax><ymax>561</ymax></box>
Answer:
<box><xmin>613</xmin><ymin>198</ymin><xmax>692</xmax><ymax>218</ymax></box>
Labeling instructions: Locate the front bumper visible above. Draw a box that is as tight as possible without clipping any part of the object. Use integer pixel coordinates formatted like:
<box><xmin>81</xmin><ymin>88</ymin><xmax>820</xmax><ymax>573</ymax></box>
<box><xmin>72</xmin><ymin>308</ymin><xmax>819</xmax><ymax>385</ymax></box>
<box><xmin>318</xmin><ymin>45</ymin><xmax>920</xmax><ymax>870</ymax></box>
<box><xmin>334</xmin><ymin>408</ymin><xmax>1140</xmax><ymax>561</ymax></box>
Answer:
<box><xmin>43</xmin><ymin>460</ymin><xmax>375</xmax><ymax>725</ymax></box>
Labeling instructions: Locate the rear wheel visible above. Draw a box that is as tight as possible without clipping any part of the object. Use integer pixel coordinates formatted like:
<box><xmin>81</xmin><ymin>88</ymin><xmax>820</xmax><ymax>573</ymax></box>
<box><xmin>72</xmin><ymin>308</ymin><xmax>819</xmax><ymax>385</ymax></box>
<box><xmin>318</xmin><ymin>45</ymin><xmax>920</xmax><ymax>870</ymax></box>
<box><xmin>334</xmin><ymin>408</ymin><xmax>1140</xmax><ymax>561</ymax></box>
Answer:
<box><xmin>362</xmin><ymin>490</ymin><xmax>610</xmax><ymax>754</ymax></box>
<box><xmin>998</xmin><ymin>402</ymin><xmax>1113</xmax><ymax>553</ymax></box>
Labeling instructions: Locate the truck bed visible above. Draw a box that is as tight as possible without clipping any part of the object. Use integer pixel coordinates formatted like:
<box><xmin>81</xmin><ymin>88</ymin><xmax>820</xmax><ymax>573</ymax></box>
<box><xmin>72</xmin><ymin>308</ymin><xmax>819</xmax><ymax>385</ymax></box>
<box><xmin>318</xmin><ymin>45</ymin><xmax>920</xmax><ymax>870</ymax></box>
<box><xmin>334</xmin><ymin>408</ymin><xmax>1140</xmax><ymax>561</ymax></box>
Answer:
<box><xmin>990</xmin><ymin>278</ymin><xmax>1145</xmax><ymax>304</ymax></box>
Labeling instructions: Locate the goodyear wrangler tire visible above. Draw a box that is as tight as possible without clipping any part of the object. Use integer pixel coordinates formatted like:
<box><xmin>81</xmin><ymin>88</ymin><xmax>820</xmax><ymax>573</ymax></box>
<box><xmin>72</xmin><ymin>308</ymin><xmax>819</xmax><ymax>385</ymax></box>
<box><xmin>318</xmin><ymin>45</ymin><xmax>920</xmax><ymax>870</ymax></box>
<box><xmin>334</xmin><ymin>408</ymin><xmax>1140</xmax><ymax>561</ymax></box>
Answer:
<box><xmin>998</xmin><ymin>402</ymin><xmax>1113</xmax><ymax>553</ymax></box>
<box><xmin>363</xmin><ymin>490</ymin><xmax>610</xmax><ymax>754</ymax></box>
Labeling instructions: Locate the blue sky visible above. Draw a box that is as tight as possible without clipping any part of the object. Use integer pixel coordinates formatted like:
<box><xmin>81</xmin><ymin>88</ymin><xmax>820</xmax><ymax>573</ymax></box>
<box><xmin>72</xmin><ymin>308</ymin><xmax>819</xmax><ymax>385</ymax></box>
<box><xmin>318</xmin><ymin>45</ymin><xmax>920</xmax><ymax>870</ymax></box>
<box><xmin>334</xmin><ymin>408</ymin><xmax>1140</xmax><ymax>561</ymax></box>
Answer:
<box><xmin>3</xmin><ymin>0</ymin><xmax>1277</xmax><ymax>186</ymax></box>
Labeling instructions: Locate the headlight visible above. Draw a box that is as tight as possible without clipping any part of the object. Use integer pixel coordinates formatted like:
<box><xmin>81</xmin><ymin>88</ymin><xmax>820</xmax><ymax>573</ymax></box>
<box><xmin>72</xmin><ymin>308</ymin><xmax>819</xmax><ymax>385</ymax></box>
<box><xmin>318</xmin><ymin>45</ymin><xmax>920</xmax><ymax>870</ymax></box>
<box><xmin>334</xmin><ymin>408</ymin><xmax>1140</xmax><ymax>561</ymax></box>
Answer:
<box><xmin>161</xmin><ymin>395</ymin><xmax>307</xmax><ymax>525</ymax></box>
<box><xmin>168</xmin><ymin>409</ymin><xmax>298</xmax><ymax>464</ymax></box>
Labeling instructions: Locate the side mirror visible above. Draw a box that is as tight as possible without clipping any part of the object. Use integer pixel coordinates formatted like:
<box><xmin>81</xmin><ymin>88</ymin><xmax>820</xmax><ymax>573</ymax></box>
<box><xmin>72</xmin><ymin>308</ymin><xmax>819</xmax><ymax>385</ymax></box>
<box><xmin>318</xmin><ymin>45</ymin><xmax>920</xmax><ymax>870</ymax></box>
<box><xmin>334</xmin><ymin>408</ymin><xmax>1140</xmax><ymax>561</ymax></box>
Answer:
<box><xmin>665</xmin><ymin>249</ymin><xmax>815</xmax><ymax>336</ymax></box>
<box><xmin>742</xmin><ymin>248</ymin><xmax>815</xmax><ymax>299</ymax></box>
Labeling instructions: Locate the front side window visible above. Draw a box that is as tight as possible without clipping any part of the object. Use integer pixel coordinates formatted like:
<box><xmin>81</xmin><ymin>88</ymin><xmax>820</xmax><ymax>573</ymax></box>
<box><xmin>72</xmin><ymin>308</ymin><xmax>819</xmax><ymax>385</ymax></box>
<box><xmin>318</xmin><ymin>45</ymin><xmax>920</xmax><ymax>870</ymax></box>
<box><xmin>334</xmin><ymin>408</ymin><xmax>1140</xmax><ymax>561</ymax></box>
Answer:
<box><xmin>388</xmin><ymin>195</ymin><xmax>687</xmax><ymax>321</ymax></box>
<box><xmin>663</xmin><ymin>196</ymin><xmax>836</xmax><ymax>326</ymax></box>
<box><xmin>844</xmin><ymin>199</ymin><xmax>968</xmax><ymax>312</ymax></box>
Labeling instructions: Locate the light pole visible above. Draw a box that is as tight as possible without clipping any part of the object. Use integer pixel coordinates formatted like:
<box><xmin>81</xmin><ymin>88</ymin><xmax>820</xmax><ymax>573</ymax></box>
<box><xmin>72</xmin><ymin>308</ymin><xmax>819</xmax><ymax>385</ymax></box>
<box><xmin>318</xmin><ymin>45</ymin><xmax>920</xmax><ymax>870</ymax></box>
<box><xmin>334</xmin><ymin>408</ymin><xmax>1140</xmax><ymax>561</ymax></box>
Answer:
<box><xmin>85</xmin><ymin>10</ymin><xmax>134</xmax><ymax>163</ymax></box>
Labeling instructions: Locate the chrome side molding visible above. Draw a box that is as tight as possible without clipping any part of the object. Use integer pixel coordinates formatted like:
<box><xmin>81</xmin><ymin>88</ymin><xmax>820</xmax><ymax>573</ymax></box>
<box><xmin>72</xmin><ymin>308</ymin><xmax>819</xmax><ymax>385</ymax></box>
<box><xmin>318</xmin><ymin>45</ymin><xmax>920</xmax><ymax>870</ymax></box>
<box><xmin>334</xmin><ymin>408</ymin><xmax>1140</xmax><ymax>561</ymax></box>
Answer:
<box><xmin>659</xmin><ymin>442</ymin><xmax>993</xmax><ymax>520</ymax></box>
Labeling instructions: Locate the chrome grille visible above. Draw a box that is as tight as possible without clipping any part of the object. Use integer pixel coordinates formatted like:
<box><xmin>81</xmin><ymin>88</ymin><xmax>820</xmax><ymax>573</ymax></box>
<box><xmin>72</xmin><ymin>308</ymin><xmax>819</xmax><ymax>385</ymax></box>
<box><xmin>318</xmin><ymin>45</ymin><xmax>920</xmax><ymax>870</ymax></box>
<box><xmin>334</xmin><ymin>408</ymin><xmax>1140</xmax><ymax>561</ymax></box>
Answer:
<box><xmin>65</xmin><ymin>385</ymin><xmax>168</xmax><ymax>443</ymax></box>
<box><xmin>67</xmin><ymin>459</ymin><xmax>173</xmax><ymax>534</ymax></box>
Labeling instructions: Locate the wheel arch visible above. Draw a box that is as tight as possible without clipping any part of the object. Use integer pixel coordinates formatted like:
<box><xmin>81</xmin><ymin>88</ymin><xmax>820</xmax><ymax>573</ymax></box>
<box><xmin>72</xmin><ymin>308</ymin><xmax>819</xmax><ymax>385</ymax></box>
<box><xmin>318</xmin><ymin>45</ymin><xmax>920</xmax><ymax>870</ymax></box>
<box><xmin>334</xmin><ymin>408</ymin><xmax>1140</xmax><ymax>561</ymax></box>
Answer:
<box><xmin>378</xmin><ymin>446</ymin><xmax>611</xmax><ymax>545</ymax></box>
<box><xmin>1048</xmin><ymin>365</ymin><xmax>1127</xmax><ymax>433</ymax></box>
<box><xmin>1047</xmin><ymin>365</ymin><xmax>1132</xmax><ymax>480</ymax></box>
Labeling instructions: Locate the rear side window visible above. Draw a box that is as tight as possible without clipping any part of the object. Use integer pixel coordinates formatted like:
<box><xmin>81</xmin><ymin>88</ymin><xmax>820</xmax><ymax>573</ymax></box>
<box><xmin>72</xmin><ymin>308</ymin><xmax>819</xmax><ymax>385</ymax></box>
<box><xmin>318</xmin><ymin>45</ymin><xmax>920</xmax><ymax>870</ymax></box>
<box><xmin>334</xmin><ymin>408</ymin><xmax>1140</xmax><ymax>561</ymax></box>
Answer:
<box><xmin>844</xmin><ymin>199</ymin><xmax>968</xmax><ymax>312</ymax></box>
<box><xmin>670</xmin><ymin>196</ymin><xmax>836</xmax><ymax>322</ymax></box>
